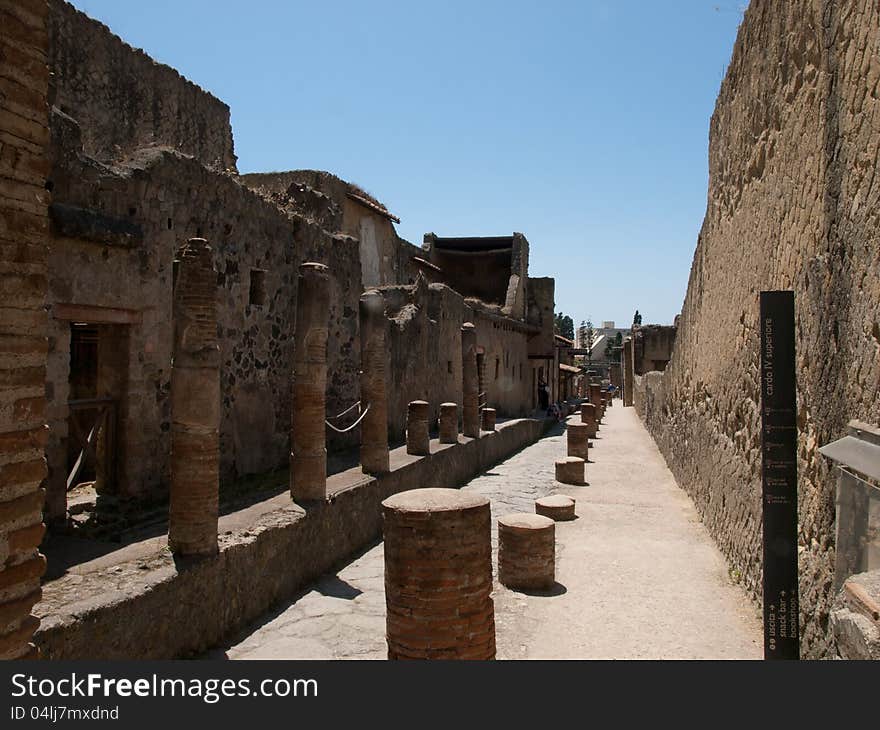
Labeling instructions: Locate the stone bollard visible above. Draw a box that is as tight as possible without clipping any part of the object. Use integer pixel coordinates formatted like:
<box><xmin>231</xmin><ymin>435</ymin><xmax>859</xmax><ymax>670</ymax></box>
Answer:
<box><xmin>536</xmin><ymin>495</ymin><xmax>577</xmax><ymax>521</ymax></box>
<box><xmin>481</xmin><ymin>407</ymin><xmax>496</xmax><ymax>432</ymax></box>
<box><xmin>498</xmin><ymin>513</ymin><xmax>555</xmax><ymax>590</ymax></box>
<box><xmin>291</xmin><ymin>262</ymin><xmax>331</xmax><ymax>501</ymax></box>
<box><xmin>383</xmin><ymin>488</ymin><xmax>495</xmax><ymax>659</ymax></box>
<box><xmin>360</xmin><ymin>290</ymin><xmax>390</xmax><ymax>474</ymax></box>
<box><xmin>555</xmin><ymin>456</ymin><xmax>585</xmax><ymax>486</ymax></box>
<box><xmin>169</xmin><ymin>238</ymin><xmax>220</xmax><ymax>556</ymax></box>
<box><xmin>567</xmin><ymin>421</ymin><xmax>589</xmax><ymax>461</ymax></box>
<box><xmin>581</xmin><ymin>402</ymin><xmax>597</xmax><ymax>439</ymax></box>
<box><xmin>439</xmin><ymin>402</ymin><xmax>459</xmax><ymax>444</ymax></box>
<box><xmin>599</xmin><ymin>398</ymin><xmax>606</xmax><ymax>421</ymax></box>
<box><xmin>461</xmin><ymin>322</ymin><xmax>480</xmax><ymax>439</ymax></box>
<box><xmin>406</xmin><ymin>400</ymin><xmax>430</xmax><ymax>456</ymax></box>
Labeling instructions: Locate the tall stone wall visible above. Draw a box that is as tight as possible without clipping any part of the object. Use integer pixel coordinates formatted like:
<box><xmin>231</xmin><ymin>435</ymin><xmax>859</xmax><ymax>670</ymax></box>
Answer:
<box><xmin>45</xmin><ymin>115</ymin><xmax>361</xmax><ymax>511</ymax></box>
<box><xmin>48</xmin><ymin>0</ymin><xmax>236</xmax><ymax>171</ymax></box>
<box><xmin>638</xmin><ymin>0</ymin><xmax>880</xmax><ymax>656</ymax></box>
<box><xmin>0</xmin><ymin>0</ymin><xmax>50</xmax><ymax>659</ymax></box>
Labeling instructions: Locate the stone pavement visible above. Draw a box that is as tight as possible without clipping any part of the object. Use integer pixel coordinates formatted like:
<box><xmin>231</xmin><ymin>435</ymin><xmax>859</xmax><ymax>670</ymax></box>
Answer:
<box><xmin>208</xmin><ymin>405</ymin><xmax>761</xmax><ymax>659</ymax></box>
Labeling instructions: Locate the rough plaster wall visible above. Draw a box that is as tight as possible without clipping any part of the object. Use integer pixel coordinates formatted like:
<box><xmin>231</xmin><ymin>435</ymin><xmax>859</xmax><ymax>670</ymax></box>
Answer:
<box><xmin>636</xmin><ymin>0</ymin><xmax>880</xmax><ymax>657</ymax></box>
<box><xmin>48</xmin><ymin>0</ymin><xmax>236</xmax><ymax>171</ymax></box>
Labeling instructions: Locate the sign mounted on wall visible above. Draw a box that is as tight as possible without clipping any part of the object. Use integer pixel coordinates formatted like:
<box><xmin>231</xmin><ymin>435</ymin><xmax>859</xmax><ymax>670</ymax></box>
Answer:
<box><xmin>759</xmin><ymin>290</ymin><xmax>800</xmax><ymax>660</ymax></box>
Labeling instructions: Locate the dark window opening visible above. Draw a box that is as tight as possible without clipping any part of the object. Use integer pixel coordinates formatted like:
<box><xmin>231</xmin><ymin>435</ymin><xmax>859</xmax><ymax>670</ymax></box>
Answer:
<box><xmin>249</xmin><ymin>268</ymin><xmax>267</xmax><ymax>307</ymax></box>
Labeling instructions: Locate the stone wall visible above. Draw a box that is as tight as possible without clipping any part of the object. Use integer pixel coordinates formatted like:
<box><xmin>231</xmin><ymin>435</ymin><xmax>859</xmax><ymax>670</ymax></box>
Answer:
<box><xmin>381</xmin><ymin>280</ymin><xmax>534</xmax><ymax>444</ymax></box>
<box><xmin>0</xmin><ymin>0</ymin><xmax>50</xmax><ymax>659</ymax></box>
<box><xmin>634</xmin><ymin>0</ymin><xmax>880</xmax><ymax>657</ymax></box>
<box><xmin>45</xmin><ymin>114</ymin><xmax>361</xmax><ymax>513</ymax></box>
<box><xmin>48</xmin><ymin>0</ymin><xmax>236</xmax><ymax>171</ymax></box>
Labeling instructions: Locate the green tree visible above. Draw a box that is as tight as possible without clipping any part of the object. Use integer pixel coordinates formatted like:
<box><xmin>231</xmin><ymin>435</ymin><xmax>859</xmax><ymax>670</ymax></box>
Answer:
<box><xmin>554</xmin><ymin>312</ymin><xmax>574</xmax><ymax>340</ymax></box>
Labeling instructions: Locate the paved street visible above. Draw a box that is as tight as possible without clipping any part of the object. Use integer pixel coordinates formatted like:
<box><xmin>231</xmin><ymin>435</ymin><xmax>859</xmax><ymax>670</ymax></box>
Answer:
<box><xmin>209</xmin><ymin>404</ymin><xmax>761</xmax><ymax>660</ymax></box>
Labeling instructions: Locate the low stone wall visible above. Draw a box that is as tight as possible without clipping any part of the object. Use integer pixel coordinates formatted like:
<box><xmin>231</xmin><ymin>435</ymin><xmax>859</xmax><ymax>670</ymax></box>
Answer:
<box><xmin>34</xmin><ymin>416</ymin><xmax>550</xmax><ymax>659</ymax></box>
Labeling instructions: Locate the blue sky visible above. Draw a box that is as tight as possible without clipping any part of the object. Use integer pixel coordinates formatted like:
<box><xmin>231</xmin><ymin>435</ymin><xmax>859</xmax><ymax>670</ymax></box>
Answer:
<box><xmin>71</xmin><ymin>0</ymin><xmax>745</xmax><ymax>327</ymax></box>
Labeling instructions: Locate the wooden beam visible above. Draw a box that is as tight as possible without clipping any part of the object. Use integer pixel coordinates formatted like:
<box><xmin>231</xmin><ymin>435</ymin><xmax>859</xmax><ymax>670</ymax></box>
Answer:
<box><xmin>53</xmin><ymin>303</ymin><xmax>142</xmax><ymax>325</ymax></box>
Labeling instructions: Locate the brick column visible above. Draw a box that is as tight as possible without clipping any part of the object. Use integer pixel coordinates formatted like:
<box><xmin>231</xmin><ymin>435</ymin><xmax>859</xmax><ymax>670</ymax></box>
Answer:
<box><xmin>438</xmin><ymin>403</ymin><xmax>458</xmax><ymax>444</ymax></box>
<box><xmin>168</xmin><ymin>238</ymin><xmax>220</xmax><ymax>556</ymax></box>
<box><xmin>480</xmin><ymin>407</ymin><xmax>496</xmax><ymax>432</ymax></box>
<box><xmin>498</xmin><ymin>513</ymin><xmax>555</xmax><ymax>590</ymax></box>
<box><xmin>383</xmin><ymin>488</ymin><xmax>495</xmax><ymax>659</ymax></box>
<box><xmin>567</xmin><ymin>422</ymin><xmax>589</xmax><ymax>461</ymax></box>
<box><xmin>622</xmin><ymin>339</ymin><xmax>634</xmax><ymax>407</ymax></box>
<box><xmin>581</xmin><ymin>402</ymin><xmax>597</xmax><ymax>439</ymax></box>
<box><xmin>0</xmin><ymin>0</ymin><xmax>50</xmax><ymax>659</ymax></box>
<box><xmin>291</xmin><ymin>263</ymin><xmax>330</xmax><ymax>501</ymax></box>
<box><xmin>406</xmin><ymin>400</ymin><xmax>430</xmax><ymax>456</ymax></box>
<box><xmin>461</xmin><ymin>323</ymin><xmax>479</xmax><ymax>438</ymax></box>
<box><xmin>359</xmin><ymin>290</ymin><xmax>389</xmax><ymax>474</ymax></box>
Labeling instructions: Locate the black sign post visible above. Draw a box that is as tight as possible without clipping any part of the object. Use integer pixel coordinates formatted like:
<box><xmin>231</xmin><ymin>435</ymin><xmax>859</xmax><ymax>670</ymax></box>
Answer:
<box><xmin>759</xmin><ymin>291</ymin><xmax>800</xmax><ymax>660</ymax></box>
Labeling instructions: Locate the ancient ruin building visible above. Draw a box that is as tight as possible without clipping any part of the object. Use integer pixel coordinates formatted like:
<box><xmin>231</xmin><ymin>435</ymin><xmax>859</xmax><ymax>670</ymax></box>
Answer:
<box><xmin>626</xmin><ymin>0</ymin><xmax>880</xmax><ymax>657</ymax></box>
<box><xmin>36</xmin><ymin>0</ymin><xmax>553</xmax><ymax>528</ymax></box>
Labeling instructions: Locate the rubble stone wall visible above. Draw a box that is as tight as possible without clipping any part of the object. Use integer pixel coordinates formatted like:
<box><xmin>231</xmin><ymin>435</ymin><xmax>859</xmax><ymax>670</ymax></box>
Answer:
<box><xmin>636</xmin><ymin>0</ymin><xmax>880</xmax><ymax>656</ymax></box>
<box><xmin>46</xmin><ymin>116</ymin><xmax>361</xmax><ymax>508</ymax></box>
<box><xmin>48</xmin><ymin>0</ymin><xmax>236</xmax><ymax>171</ymax></box>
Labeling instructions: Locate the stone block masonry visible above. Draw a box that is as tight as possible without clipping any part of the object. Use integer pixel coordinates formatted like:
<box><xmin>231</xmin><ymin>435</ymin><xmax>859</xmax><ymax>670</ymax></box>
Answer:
<box><xmin>632</xmin><ymin>0</ymin><xmax>880</xmax><ymax>656</ymax></box>
<box><xmin>0</xmin><ymin>0</ymin><xmax>50</xmax><ymax>659</ymax></box>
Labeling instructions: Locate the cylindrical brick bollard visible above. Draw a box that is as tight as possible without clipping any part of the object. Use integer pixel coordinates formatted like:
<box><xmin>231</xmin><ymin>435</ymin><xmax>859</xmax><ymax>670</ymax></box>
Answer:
<box><xmin>580</xmin><ymin>402</ymin><xmax>597</xmax><ymax>439</ymax></box>
<box><xmin>383</xmin><ymin>488</ymin><xmax>495</xmax><ymax>660</ymax></box>
<box><xmin>406</xmin><ymin>400</ymin><xmax>430</xmax><ymax>455</ymax></box>
<box><xmin>169</xmin><ymin>238</ymin><xmax>220</xmax><ymax>557</ymax></box>
<box><xmin>498</xmin><ymin>513</ymin><xmax>555</xmax><ymax>590</ymax></box>
<box><xmin>461</xmin><ymin>322</ymin><xmax>480</xmax><ymax>439</ymax></box>
<box><xmin>590</xmin><ymin>384</ymin><xmax>601</xmax><ymax>406</ymax></box>
<box><xmin>567</xmin><ymin>421</ymin><xmax>589</xmax><ymax>461</ymax></box>
<box><xmin>536</xmin><ymin>494</ymin><xmax>577</xmax><ymax>521</ymax></box>
<box><xmin>555</xmin><ymin>456</ymin><xmax>585</xmax><ymax>485</ymax></box>
<box><xmin>438</xmin><ymin>402</ymin><xmax>459</xmax><ymax>444</ymax></box>
<box><xmin>599</xmin><ymin>398</ymin><xmax>606</xmax><ymax>420</ymax></box>
<box><xmin>481</xmin><ymin>407</ymin><xmax>496</xmax><ymax>432</ymax></box>
<box><xmin>360</xmin><ymin>290</ymin><xmax>389</xmax><ymax>474</ymax></box>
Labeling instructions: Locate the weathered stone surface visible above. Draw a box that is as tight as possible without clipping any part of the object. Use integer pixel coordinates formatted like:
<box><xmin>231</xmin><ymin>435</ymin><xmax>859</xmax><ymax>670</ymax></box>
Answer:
<box><xmin>405</xmin><ymin>400</ymin><xmax>430</xmax><ymax>456</ymax></box>
<box><xmin>536</xmin><ymin>494</ymin><xmax>576</xmax><ymax>521</ymax></box>
<box><xmin>383</xmin><ymin>488</ymin><xmax>495</xmax><ymax>660</ymax></box>
<box><xmin>498</xmin><ymin>513</ymin><xmax>555</xmax><ymax>590</ymax></box>
<box><xmin>632</xmin><ymin>0</ymin><xmax>880</xmax><ymax>656</ymax></box>
<box><xmin>48</xmin><ymin>0</ymin><xmax>236</xmax><ymax>171</ymax></box>
<box><xmin>291</xmin><ymin>262</ymin><xmax>330</xmax><ymax>501</ymax></box>
<box><xmin>438</xmin><ymin>402</ymin><xmax>458</xmax><ymax>444</ymax></box>
<box><xmin>828</xmin><ymin>571</ymin><xmax>880</xmax><ymax>660</ymax></box>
